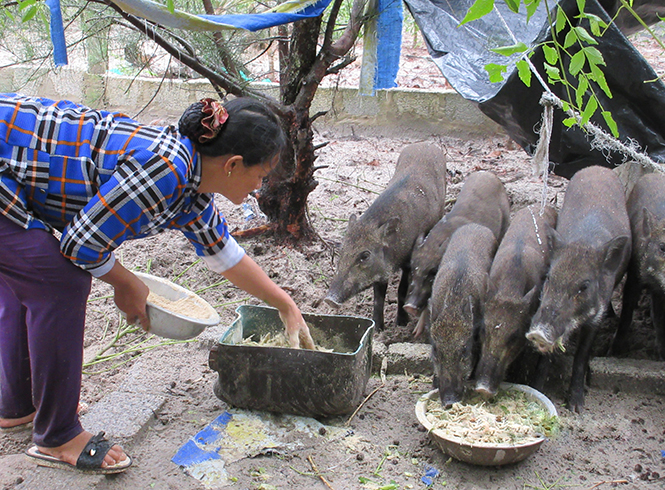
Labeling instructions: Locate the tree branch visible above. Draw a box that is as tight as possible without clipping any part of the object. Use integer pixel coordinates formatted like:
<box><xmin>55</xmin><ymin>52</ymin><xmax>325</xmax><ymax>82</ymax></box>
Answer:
<box><xmin>102</xmin><ymin>0</ymin><xmax>277</xmax><ymax>106</ymax></box>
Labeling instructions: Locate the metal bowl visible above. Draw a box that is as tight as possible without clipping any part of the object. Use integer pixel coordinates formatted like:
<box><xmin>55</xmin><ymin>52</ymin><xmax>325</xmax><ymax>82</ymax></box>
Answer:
<box><xmin>133</xmin><ymin>271</ymin><xmax>220</xmax><ymax>340</ymax></box>
<box><xmin>415</xmin><ymin>383</ymin><xmax>558</xmax><ymax>466</ymax></box>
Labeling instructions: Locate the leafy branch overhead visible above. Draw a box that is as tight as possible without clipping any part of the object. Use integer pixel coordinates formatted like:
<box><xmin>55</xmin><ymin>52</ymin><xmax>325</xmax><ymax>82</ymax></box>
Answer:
<box><xmin>459</xmin><ymin>0</ymin><xmax>664</xmax><ymax>138</ymax></box>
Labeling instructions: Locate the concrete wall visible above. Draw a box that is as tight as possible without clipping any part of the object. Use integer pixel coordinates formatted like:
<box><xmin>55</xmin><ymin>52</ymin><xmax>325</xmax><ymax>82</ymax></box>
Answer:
<box><xmin>1</xmin><ymin>65</ymin><xmax>503</xmax><ymax>138</ymax></box>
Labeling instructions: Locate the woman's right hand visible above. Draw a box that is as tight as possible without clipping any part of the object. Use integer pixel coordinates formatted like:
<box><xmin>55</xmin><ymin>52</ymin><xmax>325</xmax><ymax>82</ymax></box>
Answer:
<box><xmin>98</xmin><ymin>262</ymin><xmax>151</xmax><ymax>332</ymax></box>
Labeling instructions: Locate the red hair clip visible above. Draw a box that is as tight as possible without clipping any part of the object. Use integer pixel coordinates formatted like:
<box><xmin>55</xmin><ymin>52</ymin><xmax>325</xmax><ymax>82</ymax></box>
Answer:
<box><xmin>199</xmin><ymin>98</ymin><xmax>229</xmax><ymax>143</ymax></box>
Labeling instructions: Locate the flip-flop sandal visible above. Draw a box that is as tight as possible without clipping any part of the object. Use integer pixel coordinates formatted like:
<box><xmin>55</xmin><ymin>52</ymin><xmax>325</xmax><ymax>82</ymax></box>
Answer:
<box><xmin>25</xmin><ymin>431</ymin><xmax>132</xmax><ymax>474</ymax></box>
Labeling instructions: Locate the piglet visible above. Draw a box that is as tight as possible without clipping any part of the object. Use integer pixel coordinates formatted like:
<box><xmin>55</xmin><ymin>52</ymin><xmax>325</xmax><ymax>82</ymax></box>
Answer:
<box><xmin>526</xmin><ymin>166</ymin><xmax>631</xmax><ymax>412</ymax></box>
<box><xmin>428</xmin><ymin>223</ymin><xmax>497</xmax><ymax>407</ymax></box>
<box><xmin>611</xmin><ymin>172</ymin><xmax>665</xmax><ymax>360</ymax></box>
<box><xmin>405</xmin><ymin>171</ymin><xmax>509</xmax><ymax>336</ymax></box>
<box><xmin>325</xmin><ymin>142</ymin><xmax>447</xmax><ymax>330</ymax></box>
<box><xmin>475</xmin><ymin>205</ymin><xmax>557</xmax><ymax>398</ymax></box>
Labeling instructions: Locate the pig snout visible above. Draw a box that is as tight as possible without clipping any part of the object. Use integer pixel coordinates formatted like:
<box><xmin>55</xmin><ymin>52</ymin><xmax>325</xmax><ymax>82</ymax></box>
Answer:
<box><xmin>324</xmin><ymin>296</ymin><xmax>342</xmax><ymax>308</ymax></box>
<box><xmin>403</xmin><ymin>303</ymin><xmax>420</xmax><ymax>317</ymax></box>
<box><xmin>526</xmin><ymin>326</ymin><xmax>556</xmax><ymax>353</ymax></box>
<box><xmin>474</xmin><ymin>379</ymin><xmax>497</xmax><ymax>399</ymax></box>
<box><xmin>438</xmin><ymin>385</ymin><xmax>463</xmax><ymax>408</ymax></box>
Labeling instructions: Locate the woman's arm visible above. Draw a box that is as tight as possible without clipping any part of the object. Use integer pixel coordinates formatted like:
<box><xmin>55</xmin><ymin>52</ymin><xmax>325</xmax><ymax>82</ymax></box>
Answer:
<box><xmin>221</xmin><ymin>255</ymin><xmax>315</xmax><ymax>349</ymax></box>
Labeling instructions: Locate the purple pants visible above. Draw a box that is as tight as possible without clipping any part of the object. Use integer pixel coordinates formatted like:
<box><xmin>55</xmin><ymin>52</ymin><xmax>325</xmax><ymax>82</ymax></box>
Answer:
<box><xmin>0</xmin><ymin>214</ymin><xmax>91</xmax><ymax>447</ymax></box>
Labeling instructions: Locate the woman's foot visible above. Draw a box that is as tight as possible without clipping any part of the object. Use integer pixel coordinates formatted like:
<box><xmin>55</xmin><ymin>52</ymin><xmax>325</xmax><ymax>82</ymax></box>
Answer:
<box><xmin>0</xmin><ymin>411</ymin><xmax>35</xmax><ymax>429</ymax></box>
<box><xmin>37</xmin><ymin>431</ymin><xmax>129</xmax><ymax>469</ymax></box>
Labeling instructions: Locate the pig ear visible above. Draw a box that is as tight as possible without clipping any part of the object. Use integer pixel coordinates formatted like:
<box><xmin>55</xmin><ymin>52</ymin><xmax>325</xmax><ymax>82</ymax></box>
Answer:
<box><xmin>641</xmin><ymin>207</ymin><xmax>654</xmax><ymax>239</ymax></box>
<box><xmin>486</xmin><ymin>278</ymin><xmax>497</xmax><ymax>299</ymax></box>
<box><xmin>548</xmin><ymin>227</ymin><xmax>564</xmax><ymax>251</ymax></box>
<box><xmin>523</xmin><ymin>285</ymin><xmax>538</xmax><ymax>308</ymax></box>
<box><xmin>380</xmin><ymin>217</ymin><xmax>401</xmax><ymax>243</ymax></box>
<box><xmin>348</xmin><ymin>213</ymin><xmax>357</xmax><ymax>227</ymax></box>
<box><xmin>602</xmin><ymin>235</ymin><xmax>630</xmax><ymax>273</ymax></box>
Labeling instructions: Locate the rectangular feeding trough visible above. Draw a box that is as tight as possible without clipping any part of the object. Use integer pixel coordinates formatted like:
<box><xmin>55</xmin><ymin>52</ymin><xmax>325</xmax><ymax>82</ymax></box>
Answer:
<box><xmin>208</xmin><ymin>305</ymin><xmax>375</xmax><ymax>418</ymax></box>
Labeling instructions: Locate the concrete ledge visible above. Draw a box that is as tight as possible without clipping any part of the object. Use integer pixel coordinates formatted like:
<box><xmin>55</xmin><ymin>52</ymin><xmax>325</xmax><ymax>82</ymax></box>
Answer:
<box><xmin>372</xmin><ymin>341</ymin><xmax>665</xmax><ymax>397</ymax></box>
<box><xmin>1</xmin><ymin>65</ymin><xmax>503</xmax><ymax>138</ymax></box>
<box><xmin>590</xmin><ymin>357</ymin><xmax>665</xmax><ymax>395</ymax></box>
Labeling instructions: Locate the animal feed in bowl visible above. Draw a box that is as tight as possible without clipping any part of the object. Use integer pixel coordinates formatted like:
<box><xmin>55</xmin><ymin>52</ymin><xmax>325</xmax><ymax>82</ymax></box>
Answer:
<box><xmin>425</xmin><ymin>390</ymin><xmax>558</xmax><ymax>446</ymax></box>
<box><xmin>147</xmin><ymin>290</ymin><xmax>215</xmax><ymax>320</ymax></box>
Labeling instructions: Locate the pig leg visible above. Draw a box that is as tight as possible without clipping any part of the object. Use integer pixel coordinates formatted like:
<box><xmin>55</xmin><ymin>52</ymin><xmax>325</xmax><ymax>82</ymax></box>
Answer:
<box><xmin>373</xmin><ymin>281</ymin><xmax>388</xmax><ymax>331</ymax></box>
<box><xmin>396</xmin><ymin>265</ymin><xmax>411</xmax><ymax>327</ymax></box>
<box><xmin>530</xmin><ymin>354</ymin><xmax>551</xmax><ymax>392</ymax></box>
<box><xmin>649</xmin><ymin>290</ymin><xmax>665</xmax><ymax>360</ymax></box>
<box><xmin>568</xmin><ymin>323</ymin><xmax>596</xmax><ymax>413</ymax></box>
<box><xmin>610</xmin><ymin>267</ymin><xmax>640</xmax><ymax>356</ymax></box>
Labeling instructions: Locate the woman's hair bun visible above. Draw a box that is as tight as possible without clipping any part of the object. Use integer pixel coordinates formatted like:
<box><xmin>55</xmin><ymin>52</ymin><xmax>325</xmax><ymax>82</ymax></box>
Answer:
<box><xmin>178</xmin><ymin>101</ymin><xmax>207</xmax><ymax>143</ymax></box>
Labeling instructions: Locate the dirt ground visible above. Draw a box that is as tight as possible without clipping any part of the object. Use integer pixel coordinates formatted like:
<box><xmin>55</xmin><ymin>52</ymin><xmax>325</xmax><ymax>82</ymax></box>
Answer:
<box><xmin>2</xmin><ymin>31</ymin><xmax>665</xmax><ymax>490</ymax></box>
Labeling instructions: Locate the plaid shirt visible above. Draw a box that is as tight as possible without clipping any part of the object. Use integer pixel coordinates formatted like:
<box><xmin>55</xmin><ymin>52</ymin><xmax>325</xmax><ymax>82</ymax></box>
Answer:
<box><xmin>0</xmin><ymin>93</ymin><xmax>244</xmax><ymax>277</ymax></box>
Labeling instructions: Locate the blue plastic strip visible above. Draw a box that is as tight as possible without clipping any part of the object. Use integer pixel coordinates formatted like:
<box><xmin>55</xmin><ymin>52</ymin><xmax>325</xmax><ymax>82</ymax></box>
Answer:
<box><xmin>199</xmin><ymin>0</ymin><xmax>332</xmax><ymax>32</ymax></box>
<box><xmin>374</xmin><ymin>0</ymin><xmax>403</xmax><ymax>90</ymax></box>
<box><xmin>45</xmin><ymin>0</ymin><xmax>68</xmax><ymax>66</ymax></box>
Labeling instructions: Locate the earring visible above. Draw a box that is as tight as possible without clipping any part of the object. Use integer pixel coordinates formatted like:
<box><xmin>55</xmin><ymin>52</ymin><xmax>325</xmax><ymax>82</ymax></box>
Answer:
<box><xmin>227</xmin><ymin>171</ymin><xmax>231</xmax><ymax>178</ymax></box>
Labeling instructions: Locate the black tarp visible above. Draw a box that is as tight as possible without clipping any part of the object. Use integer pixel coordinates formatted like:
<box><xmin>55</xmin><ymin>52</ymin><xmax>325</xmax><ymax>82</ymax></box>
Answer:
<box><xmin>404</xmin><ymin>0</ymin><xmax>665</xmax><ymax>178</ymax></box>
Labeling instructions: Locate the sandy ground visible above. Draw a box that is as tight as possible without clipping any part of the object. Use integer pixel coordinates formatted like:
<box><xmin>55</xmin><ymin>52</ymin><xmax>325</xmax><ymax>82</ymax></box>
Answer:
<box><xmin>1</xmin><ymin>26</ymin><xmax>665</xmax><ymax>490</ymax></box>
<box><xmin>1</xmin><ymin>132</ymin><xmax>664</xmax><ymax>490</ymax></box>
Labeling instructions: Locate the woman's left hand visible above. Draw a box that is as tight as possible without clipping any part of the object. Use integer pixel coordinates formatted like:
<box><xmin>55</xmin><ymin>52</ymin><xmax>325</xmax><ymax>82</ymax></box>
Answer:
<box><xmin>279</xmin><ymin>310</ymin><xmax>316</xmax><ymax>350</ymax></box>
<box><xmin>221</xmin><ymin>255</ymin><xmax>315</xmax><ymax>349</ymax></box>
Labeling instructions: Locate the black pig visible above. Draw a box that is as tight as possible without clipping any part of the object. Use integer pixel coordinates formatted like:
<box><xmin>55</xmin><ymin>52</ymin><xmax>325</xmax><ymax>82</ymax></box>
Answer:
<box><xmin>475</xmin><ymin>205</ymin><xmax>557</xmax><ymax>397</ymax></box>
<box><xmin>405</xmin><ymin>171</ymin><xmax>510</xmax><ymax>335</ymax></box>
<box><xmin>428</xmin><ymin>223</ymin><xmax>498</xmax><ymax>407</ymax></box>
<box><xmin>611</xmin><ymin>172</ymin><xmax>665</xmax><ymax>360</ymax></box>
<box><xmin>526</xmin><ymin>166</ymin><xmax>631</xmax><ymax>412</ymax></box>
<box><xmin>325</xmin><ymin>142</ymin><xmax>448</xmax><ymax>330</ymax></box>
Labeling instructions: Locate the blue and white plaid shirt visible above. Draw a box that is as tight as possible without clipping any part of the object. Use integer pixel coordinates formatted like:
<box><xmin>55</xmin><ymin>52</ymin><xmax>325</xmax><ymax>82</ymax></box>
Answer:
<box><xmin>0</xmin><ymin>93</ymin><xmax>244</xmax><ymax>277</ymax></box>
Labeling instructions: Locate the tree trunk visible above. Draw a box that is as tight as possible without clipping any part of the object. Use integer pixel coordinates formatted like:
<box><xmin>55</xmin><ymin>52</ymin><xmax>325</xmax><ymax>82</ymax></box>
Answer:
<box><xmin>258</xmin><ymin>17</ymin><xmax>323</xmax><ymax>242</ymax></box>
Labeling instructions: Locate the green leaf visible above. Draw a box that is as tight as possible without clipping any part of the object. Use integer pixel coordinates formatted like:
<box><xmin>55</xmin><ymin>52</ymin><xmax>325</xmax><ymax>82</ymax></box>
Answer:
<box><xmin>459</xmin><ymin>0</ymin><xmax>494</xmax><ymax>26</ymax></box>
<box><xmin>358</xmin><ymin>476</ymin><xmax>371</xmax><ymax>484</ymax></box>
<box><xmin>583</xmin><ymin>46</ymin><xmax>605</xmax><ymax>66</ymax></box>
<box><xmin>569</xmin><ymin>50</ymin><xmax>586</xmax><ymax>75</ymax></box>
<box><xmin>602</xmin><ymin>110</ymin><xmax>619</xmax><ymax>137</ymax></box>
<box><xmin>585</xmin><ymin>14</ymin><xmax>607</xmax><ymax>29</ymax></box>
<box><xmin>563</xmin><ymin>30</ymin><xmax>577</xmax><ymax>49</ymax></box>
<box><xmin>167</xmin><ymin>0</ymin><xmax>175</xmax><ymax>14</ymax></box>
<box><xmin>525</xmin><ymin>0</ymin><xmax>539</xmax><ymax>20</ymax></box>
<box><xmin>485</xmin><ymin>63</ymin><xmax>508</xmax><ymax>83</ymax></box>
<box><xmin>562</xmin><ymin>100</ymin><xmax>571</xmax><ymax>112</ymax></box>
<box><xmin>516</xmin><ymin>59</ymin><xmax>532</xmax><ymax>87</ymax></box>
<box><xmin>575</xmin><ymin>76</ymin><xmax>589</xmax><ymax>106</ymax></box>
<box><xmin>544</xmin><ymin>63</ymin><xmax>561</xmax><ymax>81</ymax></box>
<box><xmin>542</xmin><ymin>45</ymin><xmax>558</xmax><ymax>64</ymax></box>
<box><xmin>573</xmin><ymin>26</ymin><xmax>598</xmax><ymax>44</ymax></box>
<box><xmin>563</xmin><ymin>116</ymin><xmax>577</xmax><ymax>127</ymax></box>
<box><xmin>576</xmin><ymin>0</ymin><xmax>586</xmax><ymax>14</ymax></box>
<box><xmin>505</xmin><ymin>0</ymin><xmax>520</xmax><ymax>13</ymax></box>
<box><xmin>585</xmin><ymin>13</ymin><xmax>608</xmax><ymax>35</ymax></box>
<box><xmin>555</xmin><ymin>7</ymin><xmax>567</xmax><ymax>33</ymax></box>
<box><xmin>21</xmin><ymin>5</ymin><xmax>37</xmax><ymax>22</ymax></box>
<box><xmin>491</xmin><ymin>42</ymin><xmax>528</xmax><ymax>56</ymax></box>
<box><xmin>18</xmin><ymin>0</ymin><xmax>36</xmax><ymax>9</ymax></box>
<box><xmin>589</xmin><ymin>63</ymin><xmax>612</xmax><ymax>97</ymax></box>
<box><xmin>581</xmin><ymin>95</ymin><xmax>598</xmax><ymax>125</ymax></box>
